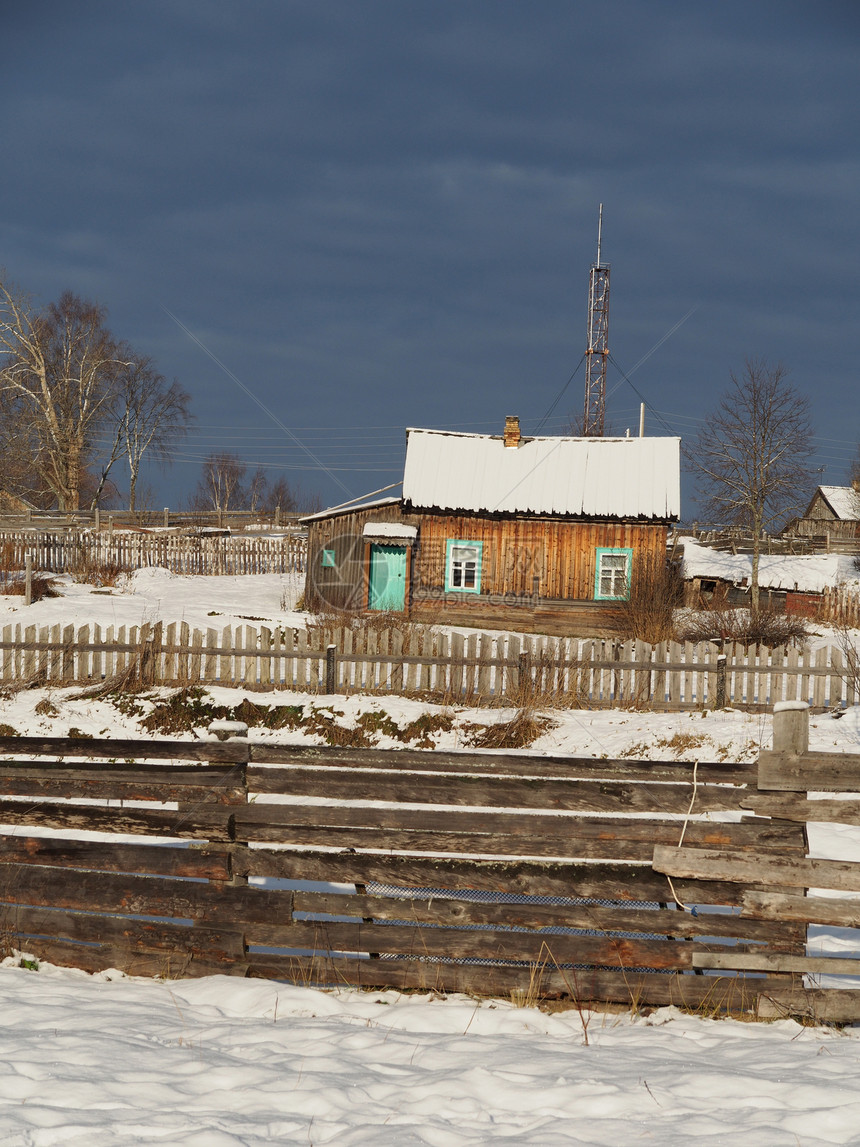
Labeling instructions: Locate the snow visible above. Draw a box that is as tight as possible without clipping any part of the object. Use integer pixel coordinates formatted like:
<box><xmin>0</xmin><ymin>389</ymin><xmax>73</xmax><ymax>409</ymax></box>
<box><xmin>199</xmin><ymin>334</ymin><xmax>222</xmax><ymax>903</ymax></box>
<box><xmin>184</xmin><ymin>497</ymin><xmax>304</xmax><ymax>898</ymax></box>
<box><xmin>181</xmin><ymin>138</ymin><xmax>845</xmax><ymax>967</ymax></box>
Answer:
<box><xmin>818</xmin><ymin>486</ymin><xmax>860</xmax><ymax>521</ymax></box>
<box><xmin>402</xmin><ymin>429</ymin><xmax>681</xmax><ymax>519</ymax></box>
<box><xmin>3</xmin><ymin>968</ymin><xmax>860</xmax><ymax>1145</ymax></box>
<box><xmin>4</xmin><ymin>570</ymin><xmax>860</xmax><ymax>1144</ymax></box>
<box><xmin>682</xmin><ymin>537</ymin><xmax>860</xmax><ymax>594</ymax></box>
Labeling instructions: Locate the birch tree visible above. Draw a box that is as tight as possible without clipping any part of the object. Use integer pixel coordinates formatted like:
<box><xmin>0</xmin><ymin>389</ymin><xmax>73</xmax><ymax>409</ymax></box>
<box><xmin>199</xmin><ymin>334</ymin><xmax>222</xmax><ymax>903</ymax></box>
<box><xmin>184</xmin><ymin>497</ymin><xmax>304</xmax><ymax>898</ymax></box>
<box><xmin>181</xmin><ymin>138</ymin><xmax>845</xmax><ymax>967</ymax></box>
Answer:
<box><xmin>0</xmin><ymin>279</ymin><xmax>131</xmax><ymax>510</ymax></box>
<box><xmin>120</xmin><ymin>361</ymin><xmax>191</xmax><ymax>512</ymax></box>
<box><xmin>689</xmin><ymin>359</ymin><xmax>814</xmax><ymax>615</ymax></box>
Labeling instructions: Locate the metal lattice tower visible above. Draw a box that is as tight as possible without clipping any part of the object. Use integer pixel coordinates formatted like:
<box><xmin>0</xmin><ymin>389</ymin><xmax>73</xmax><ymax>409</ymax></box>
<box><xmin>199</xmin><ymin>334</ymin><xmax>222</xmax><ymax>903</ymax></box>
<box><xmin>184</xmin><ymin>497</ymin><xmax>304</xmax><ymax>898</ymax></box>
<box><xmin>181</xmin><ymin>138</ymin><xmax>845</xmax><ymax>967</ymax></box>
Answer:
<box><xmin>583</xmin><ymin>204</ymin><xmax>610</xmax><ymax>437</ymax></box>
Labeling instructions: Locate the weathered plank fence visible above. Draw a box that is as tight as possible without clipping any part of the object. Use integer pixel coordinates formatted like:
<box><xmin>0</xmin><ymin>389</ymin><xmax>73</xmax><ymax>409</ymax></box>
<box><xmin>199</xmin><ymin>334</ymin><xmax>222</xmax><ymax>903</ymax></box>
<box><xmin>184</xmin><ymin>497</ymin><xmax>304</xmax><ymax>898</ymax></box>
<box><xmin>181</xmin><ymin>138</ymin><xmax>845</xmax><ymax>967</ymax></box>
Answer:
<box><xmin>0</xmin><ymin>622</ymin><xmax>858</xmax><ymax>710</ymax></box>
<box><xmin>0</xmin><ymin>727</ymin><xmax>807</xmax><ymax>1012</ymax></box>
<box><xmin>0</xmin><ymin>531</ymin><xmax>306</xmax><ymax>576</ymax></box>
<box><xmin>654</xmin><ymin>702</ymin><xmax>860</xmax><ymax>1023</ymax></box>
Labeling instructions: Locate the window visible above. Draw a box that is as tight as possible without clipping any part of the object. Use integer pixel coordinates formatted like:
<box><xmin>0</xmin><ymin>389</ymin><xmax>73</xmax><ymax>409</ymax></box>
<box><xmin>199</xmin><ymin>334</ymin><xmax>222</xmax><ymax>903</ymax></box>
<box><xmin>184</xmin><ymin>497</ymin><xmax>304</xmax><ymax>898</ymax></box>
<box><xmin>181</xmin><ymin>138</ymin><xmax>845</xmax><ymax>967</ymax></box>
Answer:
<box><xmin>445</xmin><ymin>540</ymin><xmax>482</xmax><ymax>594</ymax></box>
<box><xmin>594</xmin><ymin>547</ymin><xmax>632</xmax><ymax>600</ymax></box>
<box><xmin>321</xmin><ymin>549</ymin><xmax>336</xmax><ymax>568</ymax></box>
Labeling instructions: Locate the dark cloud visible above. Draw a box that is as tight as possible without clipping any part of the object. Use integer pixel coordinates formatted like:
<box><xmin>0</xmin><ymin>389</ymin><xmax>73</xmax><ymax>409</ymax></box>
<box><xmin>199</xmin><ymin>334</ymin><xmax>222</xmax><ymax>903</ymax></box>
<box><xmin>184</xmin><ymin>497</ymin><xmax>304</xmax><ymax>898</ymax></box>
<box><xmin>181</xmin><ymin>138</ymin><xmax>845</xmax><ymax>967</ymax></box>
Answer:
<box><xmin>2</xmin><ymin>1</ymin><xmax>859</xmax><ymax>506</ymax></box>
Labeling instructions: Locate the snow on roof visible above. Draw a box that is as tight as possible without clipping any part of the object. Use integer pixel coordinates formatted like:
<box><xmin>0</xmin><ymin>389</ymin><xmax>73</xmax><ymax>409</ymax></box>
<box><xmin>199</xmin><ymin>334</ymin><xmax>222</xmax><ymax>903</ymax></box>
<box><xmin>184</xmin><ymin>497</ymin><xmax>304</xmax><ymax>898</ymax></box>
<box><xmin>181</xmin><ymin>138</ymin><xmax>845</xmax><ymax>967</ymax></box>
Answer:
<box><xmin>402</xmin><ymin>430</ymin><xmax>680</xmax><ymax>519</ymax></box>
<box><xmin>299</xmin><ymin>496</ymin><xmax>401</xmax><ymax>524</ymax></box>
<box><xmin>682</xmin><ymin>538</ymin><xmax>860</xmax><ymax>594</ymax></box>
<box><xmin>818</xmin><ymin>486</ymin><xmax>860</xmax><ymax>520</ymax></box>
<box><xmin>362</xmin><ymin>522</ymin><xmax>417</xmax><ymax>539</ymax></box>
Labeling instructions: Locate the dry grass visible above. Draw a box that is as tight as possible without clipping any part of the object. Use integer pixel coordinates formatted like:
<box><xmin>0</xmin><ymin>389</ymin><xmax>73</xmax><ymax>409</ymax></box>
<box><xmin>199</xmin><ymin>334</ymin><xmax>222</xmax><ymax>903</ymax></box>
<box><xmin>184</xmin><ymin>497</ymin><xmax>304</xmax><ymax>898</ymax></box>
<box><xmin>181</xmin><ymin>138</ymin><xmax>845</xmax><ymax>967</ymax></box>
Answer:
<box><xmin>0</xmin><ymin>540</ymin><xmax>60</xmax><ymax>600</ymax></box>
<box><xmin>461</xmin><ymin>705</ymin><xmax>554</xmax><ymax>749</ymax></box>
<box><xmin>66</xmin><ymin>551</ymin><xmax>125</xmax><ymax>588</ymax></box>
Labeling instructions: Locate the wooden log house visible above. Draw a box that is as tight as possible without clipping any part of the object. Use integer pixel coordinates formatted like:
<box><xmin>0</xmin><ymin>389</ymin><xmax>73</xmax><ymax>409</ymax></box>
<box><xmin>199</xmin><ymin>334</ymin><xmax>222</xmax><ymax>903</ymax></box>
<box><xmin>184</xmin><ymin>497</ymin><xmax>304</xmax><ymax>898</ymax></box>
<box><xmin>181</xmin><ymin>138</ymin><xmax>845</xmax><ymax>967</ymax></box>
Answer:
<box><xmin>302</xmin><ymin>417</ymin><xmax>680</xmax><ymax>634</ymax></box>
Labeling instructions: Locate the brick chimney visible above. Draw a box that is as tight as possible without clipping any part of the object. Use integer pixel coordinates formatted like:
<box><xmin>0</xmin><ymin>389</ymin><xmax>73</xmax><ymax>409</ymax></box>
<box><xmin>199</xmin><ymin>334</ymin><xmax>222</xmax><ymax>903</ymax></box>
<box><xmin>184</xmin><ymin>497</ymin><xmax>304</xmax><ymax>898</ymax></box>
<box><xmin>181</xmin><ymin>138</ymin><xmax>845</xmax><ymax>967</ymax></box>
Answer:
<box><xmin>503</xmin><ymin>415</ymin><xmax>521</xmax><ymax>448</ymax></box>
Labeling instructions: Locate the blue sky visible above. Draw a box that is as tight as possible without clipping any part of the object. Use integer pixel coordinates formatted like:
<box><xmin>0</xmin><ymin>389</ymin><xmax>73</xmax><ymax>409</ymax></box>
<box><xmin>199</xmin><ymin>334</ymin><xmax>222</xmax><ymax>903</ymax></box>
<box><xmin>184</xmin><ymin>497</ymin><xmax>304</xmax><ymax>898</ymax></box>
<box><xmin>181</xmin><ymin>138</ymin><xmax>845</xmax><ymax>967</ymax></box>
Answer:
<box><xmin>3</xmin><ymin>1</ymin><xmax>860</xmax><ymax>515</ymax></box>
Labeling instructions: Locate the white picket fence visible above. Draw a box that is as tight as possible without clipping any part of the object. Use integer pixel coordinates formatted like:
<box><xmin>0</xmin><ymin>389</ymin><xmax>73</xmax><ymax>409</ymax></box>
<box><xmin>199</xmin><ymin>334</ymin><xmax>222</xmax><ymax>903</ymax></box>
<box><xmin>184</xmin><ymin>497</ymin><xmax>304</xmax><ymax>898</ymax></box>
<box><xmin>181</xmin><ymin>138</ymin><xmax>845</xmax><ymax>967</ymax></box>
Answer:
<box><xmin>1</xmin><ymin>622</ymin><xmax>857</xmax><ymax>710</ymax></box>
<box><xmin>0</xmin><ymin>531</ymin><xmax>306</xmax><ymax>576</ymax></box>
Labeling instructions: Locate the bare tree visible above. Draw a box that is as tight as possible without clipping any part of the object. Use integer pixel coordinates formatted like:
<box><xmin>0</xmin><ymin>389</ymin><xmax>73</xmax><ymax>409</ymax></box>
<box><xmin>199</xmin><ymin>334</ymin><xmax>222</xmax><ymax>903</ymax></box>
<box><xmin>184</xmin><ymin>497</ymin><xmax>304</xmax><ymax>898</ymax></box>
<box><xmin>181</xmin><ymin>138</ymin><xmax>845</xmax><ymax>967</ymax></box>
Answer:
<box><xmin>193</xmin><ymin>452</ymin><xmax>247</xmax><ymax>514</ymax></box>
<box><xmin>0</xmin><ymin>281</ymin><xmax>136</xmax><ymax>510</ymax></box>
<box><xmin>120</xmin><ymin>362</ymin><xmax>191</xmax><ymax>512</ymax></box>
<box><xmin>689</xmin><ymin>359</ymin><xmax>815</xmax><ymax>615</ymax></box>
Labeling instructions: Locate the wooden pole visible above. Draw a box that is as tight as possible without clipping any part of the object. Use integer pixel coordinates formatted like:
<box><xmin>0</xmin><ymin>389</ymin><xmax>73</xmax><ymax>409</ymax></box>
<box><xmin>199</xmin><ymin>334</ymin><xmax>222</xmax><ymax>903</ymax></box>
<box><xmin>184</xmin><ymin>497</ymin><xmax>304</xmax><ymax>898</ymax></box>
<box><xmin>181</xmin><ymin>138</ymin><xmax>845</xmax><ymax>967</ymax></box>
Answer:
<box><xmin>773</xmin><ymin>701</ymin><xmax>809</xmax><ymax>755</ymax></box>
<box><xmin>24</xmin><ymin>554</ymin><xmax>32</xmax><ymax>607</ymax></box>
<box><xmin>716</xmin><ymin>653</ymin><xmax>727</xmax><ymax>709</ymax></box>
<box><xmin>326</xmin><ymin>643</ymin><xmax>337</xmax><ymax>694</ymax></box>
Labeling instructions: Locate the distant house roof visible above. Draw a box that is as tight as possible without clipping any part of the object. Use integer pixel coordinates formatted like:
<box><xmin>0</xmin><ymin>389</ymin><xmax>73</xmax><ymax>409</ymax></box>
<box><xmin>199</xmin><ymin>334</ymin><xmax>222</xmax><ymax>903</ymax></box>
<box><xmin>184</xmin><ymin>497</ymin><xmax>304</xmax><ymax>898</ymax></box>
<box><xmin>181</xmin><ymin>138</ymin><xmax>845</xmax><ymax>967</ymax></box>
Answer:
<box><xmin>402</xmin><ymin>429</ymin><xmax>681</xmax><ymax>520</ymax></box>
<box><xmin>682</xmin><ymin>538</ymin><xmax>860</xmax><ymax>595</ymax></box>
<box><xmin>300</xmin><ymin>496</ymin><xmax>401</xmax><ymax>524</ymax></box>
<box><xmin>815</xmin><ymin>486</ymin><xmax>860</xmax><ymax>521</ymax></box>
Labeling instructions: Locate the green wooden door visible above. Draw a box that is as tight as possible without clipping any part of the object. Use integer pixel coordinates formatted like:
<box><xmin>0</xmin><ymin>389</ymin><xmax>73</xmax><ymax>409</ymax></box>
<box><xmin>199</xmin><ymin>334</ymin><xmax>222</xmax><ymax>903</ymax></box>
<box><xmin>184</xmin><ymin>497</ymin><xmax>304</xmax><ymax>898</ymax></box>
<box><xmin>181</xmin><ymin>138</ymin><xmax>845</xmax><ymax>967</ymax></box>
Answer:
<box><xmin>368</xmin><ymin>544</ymin><xmax>407</xmax><ymax>611</ymax></box>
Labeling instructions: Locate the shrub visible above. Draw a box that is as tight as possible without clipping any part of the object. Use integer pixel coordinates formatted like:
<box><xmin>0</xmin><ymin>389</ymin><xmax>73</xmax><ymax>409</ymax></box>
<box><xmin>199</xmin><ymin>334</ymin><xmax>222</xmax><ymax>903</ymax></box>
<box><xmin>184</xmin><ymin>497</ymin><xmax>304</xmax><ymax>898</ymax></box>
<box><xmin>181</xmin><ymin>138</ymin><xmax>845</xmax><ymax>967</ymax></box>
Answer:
<box><xmin>0</xmin><ymin>572</ymin><xmax>60</xmax><ymax>601</ymax></box>
<box><xmin>67</xmin><ymin>552</ymin><xmax>124</xmax><ymax>587</ymax></box>
<box><xmin>676</xmin><ymin>605</ymin><xmax>809</xmax><ymax>649</ymax></box>
<box><xmin>616</xmin><ymin>555</ymin><xmax>684</xmax><ymax>644</ymax></box>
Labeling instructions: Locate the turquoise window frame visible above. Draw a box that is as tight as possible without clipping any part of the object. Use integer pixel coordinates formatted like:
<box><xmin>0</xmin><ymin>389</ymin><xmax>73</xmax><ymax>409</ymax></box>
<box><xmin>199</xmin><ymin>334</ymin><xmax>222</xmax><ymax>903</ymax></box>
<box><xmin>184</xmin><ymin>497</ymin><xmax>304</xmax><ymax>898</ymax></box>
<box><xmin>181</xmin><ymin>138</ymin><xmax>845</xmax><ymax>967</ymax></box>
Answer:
<box><xmin>321</xmin><ymin>549</ymin><xmax>336</xmax><ymax>568</ymax></box>
<box><xmin>594</xmin><ymin>547</ymin><xmax>633</xmax><ymax>600</ymax></box>
<box><xmin>445</xmin><ymin>539</ymin><xmax>483</xmax><ymax>594</ymax></box>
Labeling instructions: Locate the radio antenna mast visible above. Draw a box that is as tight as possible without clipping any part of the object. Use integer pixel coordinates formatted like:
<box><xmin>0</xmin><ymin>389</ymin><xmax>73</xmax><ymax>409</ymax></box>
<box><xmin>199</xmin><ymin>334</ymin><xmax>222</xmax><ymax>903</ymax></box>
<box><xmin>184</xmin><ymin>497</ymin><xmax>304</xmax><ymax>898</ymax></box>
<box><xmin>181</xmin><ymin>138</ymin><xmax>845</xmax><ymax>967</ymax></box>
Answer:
<box><xmin>583</xmin><ymin>204</ymin><xmax>610</xmax><ymax>436</ymax></box>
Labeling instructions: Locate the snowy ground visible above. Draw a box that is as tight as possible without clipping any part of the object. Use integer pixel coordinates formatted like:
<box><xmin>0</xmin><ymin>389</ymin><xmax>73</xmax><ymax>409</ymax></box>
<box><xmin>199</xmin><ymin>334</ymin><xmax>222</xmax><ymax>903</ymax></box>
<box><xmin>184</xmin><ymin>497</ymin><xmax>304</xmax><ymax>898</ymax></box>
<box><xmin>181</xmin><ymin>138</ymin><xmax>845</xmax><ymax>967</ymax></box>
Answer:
<box><xmin>3</xmin><ymin>571</ymin><xmax>860</xmax><ymax>1145</ymax></box>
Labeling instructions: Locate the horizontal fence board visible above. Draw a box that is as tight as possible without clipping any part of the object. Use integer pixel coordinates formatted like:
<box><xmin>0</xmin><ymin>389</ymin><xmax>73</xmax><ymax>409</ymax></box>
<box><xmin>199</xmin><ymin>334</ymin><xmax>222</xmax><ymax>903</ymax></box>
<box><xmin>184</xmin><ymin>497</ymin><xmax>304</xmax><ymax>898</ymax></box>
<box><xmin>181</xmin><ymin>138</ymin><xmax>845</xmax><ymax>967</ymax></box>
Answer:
<box><xmin>2</xmin><ymin>904</ymin><xmax>245</xmax><ymax>960</ymax></box>
<box><xmin>0</xmin><ymin>736</ymin><xmax>248</xmax><ymax>763</ymax></box>
<box><xmin>741</xmin><ymin>795</ymin><xmax>860</xmax><ymax>824</ymax></box>
<box><xmin>243</xmin><ymin>955</ymin><xmax>793</xmax><ymax>1010</ymax></box>
<box><xmin>654</xmin><ymin>845</ymin><xmax>860</xmax><ymax>893</ymax></box>
<box><xmin>293</xmin><ymin>890</ymin><xmax>803</xmax><ymax>945</ymax></box>
<box><xmin>0</xmin><ymin>836</ymin><xmax>230</xmax><ymax>879</ymax></box>
<box><xmin>0</xmin><ymin>800</ymin><xmax>231</xmax><ymax>840</ymax></box>
<box><xmin>0</xmin><ymin>766</ymin><xmax>246</xmax><ymax>804</ymax></box>
<box><xmin>246</xmin><ymin>918</ymin><xmax>707</xmax><ymax>970</ymax></box>
<box><xmin>232</xmin><ymin>806</ymin><xmax>803</xmax><ymax>859</ymax></box>
<box><xmin>242</xmin><ymin>770</ymin><xmax>751</xmax><ymax>815</ymax></box>
<box><xmin>12</xmin><ymin>936</ymin><xmax>249</xmax><ymax>981</ymax></box>
<box><xmin>693</xmin><ymin>951</ymin><xmax>860</xmax><ymax>976</ymax></box>
<box><xmin>234</xmin><ymin>847</ymin><xmax>745</xmax><ymax>905</ymax></box>
<box><xmin>758</xmin><ymin>750</ymin><xmax>860</xmax><ymax>793</ymax></box>
<box><xmin>742</xmin><ymin>891</ymin><xmax>860</xmax><ymax>928</ymax></box>
<box><xmin>757</xmin><ymin>989</ymin><xmax>860</xmax><ymax>1024</ymax></box>
<box><xmin>0</xmin><ymin>866</ymin><xmax>289</xmax><ymax>926</ymax></box>
<box><xmin>247</xmin><ymin>748</ymin><xmax>757</xmax><ymax>785</ymax></box>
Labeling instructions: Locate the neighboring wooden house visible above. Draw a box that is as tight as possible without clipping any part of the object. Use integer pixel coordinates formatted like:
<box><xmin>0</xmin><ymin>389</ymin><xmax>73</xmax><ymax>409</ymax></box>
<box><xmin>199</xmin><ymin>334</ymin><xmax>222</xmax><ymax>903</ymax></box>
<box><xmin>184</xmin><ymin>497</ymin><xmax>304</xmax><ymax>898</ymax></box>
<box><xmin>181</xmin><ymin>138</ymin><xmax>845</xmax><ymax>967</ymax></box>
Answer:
<box><xmin>302</xmin><ymin>418</ymin><xmax>680</xmax><ymax>634</ymax></box>
<box><xmin>782</xmin><ymin>485</ymin><xmax>860</xmax><ymax>548</ymax></box>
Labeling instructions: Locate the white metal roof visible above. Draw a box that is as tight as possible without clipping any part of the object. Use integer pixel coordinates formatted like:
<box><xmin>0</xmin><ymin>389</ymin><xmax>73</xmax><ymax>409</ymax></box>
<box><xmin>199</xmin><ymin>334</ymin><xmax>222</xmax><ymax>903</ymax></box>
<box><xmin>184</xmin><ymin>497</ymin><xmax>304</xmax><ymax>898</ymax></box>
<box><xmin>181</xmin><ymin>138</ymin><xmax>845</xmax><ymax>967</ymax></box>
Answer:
<box><xmin>402</xmin><ymin>430</ymin><xmax>680</xmax><ymax>519</ymax></box>
<box><xmin>818</xmin><ymin>486</ymin><xmax>860</xmax><ymax>520</ymax></box>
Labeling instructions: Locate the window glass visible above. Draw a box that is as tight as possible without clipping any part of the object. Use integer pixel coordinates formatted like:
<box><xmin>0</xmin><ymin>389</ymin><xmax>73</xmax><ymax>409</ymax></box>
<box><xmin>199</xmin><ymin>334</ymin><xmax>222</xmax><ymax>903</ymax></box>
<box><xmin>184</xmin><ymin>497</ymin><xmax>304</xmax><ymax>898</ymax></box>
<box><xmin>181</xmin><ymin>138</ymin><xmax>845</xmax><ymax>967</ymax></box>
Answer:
<box><xmin>445</xmin><ymin>541</ymin><xmax>482</xmax><ymax>593</ymax></box>
<box><xmin>595</xmin><ymin>548</ymin><xmax>632</xmax><ymax>599</ymax></box>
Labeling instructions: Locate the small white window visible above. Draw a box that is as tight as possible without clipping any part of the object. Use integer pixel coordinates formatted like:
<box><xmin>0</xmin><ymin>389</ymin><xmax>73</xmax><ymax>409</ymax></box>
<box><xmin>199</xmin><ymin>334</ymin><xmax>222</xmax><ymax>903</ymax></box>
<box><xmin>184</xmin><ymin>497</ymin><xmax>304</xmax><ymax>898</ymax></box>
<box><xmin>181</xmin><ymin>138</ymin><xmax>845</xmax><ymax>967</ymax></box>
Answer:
<box><xmin>445</xmin><ymin>540</ymin><xmax>482</xmax><ymax>593</ymax></box>
<box><xmin>595</xmin><ymin>548</ymin><xmax>632</xmax><ymax>600</ymax></box>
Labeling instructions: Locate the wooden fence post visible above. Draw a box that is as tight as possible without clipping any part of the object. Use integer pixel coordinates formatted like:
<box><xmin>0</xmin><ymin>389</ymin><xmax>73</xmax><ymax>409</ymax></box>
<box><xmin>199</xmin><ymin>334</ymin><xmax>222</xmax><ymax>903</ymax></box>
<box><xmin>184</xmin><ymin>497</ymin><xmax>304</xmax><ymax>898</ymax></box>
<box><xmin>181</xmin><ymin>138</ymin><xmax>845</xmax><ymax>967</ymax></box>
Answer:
<box><xmin>208</xmin><ymin>720</ymin><xmax>250</xmax><ymax>888</ymax></box>
<box><xmin>716</xmin><ymin>653</ymin><xmax>727</xmax><ymax>709</ymax></box>
<box><xmin>518</xmin><ymin>650</ymin><xmax>532</xmax><ymax>701</ymax></box>
<box><xmin>773</xmin><ymin>700</ymin><xmax>809</xmax><ymax>755</ymax></box>
<box><xmin>24</xmin><ymin>554</ymin><xmax>32</xmax><ymax>608</ymax></box>
<box><xmin>326</xmin><ymin>643</ymin><xmax>337</xmax><ymax>694</ymax></box>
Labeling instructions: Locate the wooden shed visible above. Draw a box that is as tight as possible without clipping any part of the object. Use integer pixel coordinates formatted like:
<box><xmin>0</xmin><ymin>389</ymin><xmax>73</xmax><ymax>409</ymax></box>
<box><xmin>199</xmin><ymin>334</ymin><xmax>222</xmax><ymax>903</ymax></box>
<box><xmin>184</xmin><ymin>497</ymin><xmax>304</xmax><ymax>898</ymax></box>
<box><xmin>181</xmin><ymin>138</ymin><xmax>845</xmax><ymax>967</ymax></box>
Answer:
<box><xmin>782</xmin><ymin>485</ymin><xmax>860</xmax><ymax>549</ymax></box>
<box><xmin>302</xmin><ymin>418</ymin><xmax>680</xmax><ymax>634</ymax></box>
